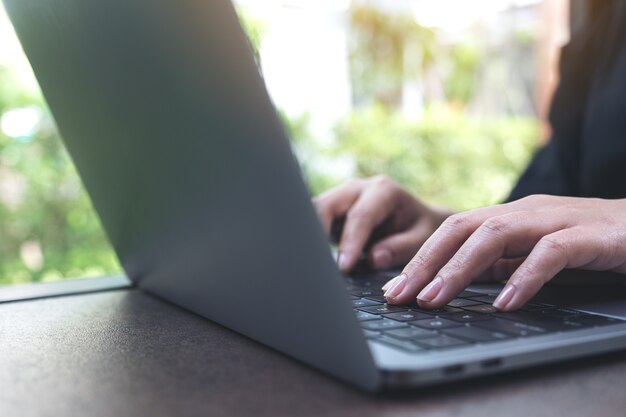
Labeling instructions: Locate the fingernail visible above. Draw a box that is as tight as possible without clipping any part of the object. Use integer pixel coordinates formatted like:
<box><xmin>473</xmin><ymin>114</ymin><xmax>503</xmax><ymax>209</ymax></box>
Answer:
<box><xmin>381</xmin><ymin>274</ymin><xmax>402</xmax><ymax>291</ymax></box>
<box><xmin>338</xmin><ymin>252</ymin><xmax>349</xmax><ymax>271</ymax></box>
<box><xmin>372</xmin><ymin>248</ymin><xmax>392</xmax><ymax>269</ymax></box>
<box><xmin>493</xmin><ymin>284</ymin><xmax>517</xmax><ymax>310</ymax></box>
<box><xmin>417</xmin><ymin>277</ymin><xmax>443</xmax><ymax>303</ymax></box>
<box><xmin>383</xmin><ymin>274</ymin><xmax>407</xmax><ymax>299</ymax></box>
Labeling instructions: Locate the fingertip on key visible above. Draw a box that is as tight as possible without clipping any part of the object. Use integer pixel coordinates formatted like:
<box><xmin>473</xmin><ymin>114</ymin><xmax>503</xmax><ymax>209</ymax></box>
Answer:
<box><xmin>382</xmin><ymin>273</ymin><xmax>404</xmax><ymax>292</ymax></box>
<box><xmin>416</xmin><ymin>276</ymin><xmax>443</xmax><ymax>303</ymax></box>
<box><xmin>383</xmin><ymin>274</ymin><xmax>407</xmax><ymax>301</ymax></box>
<box><xmin>493</xmin><ymin>283</ymin><xmax>517</xmax><ymax>310</ymax></box>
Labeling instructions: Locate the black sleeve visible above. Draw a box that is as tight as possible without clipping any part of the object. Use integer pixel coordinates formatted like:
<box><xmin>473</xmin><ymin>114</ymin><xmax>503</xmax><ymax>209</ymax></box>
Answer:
<box><xmin>506</xmin><ymin>140</ymin><xmax>576</xmax><ymax>201</ymax></box>
<box><xmin>505</xmin><ymin>5</ymin><xmax>611</xmax><ymax>202</ymax></box>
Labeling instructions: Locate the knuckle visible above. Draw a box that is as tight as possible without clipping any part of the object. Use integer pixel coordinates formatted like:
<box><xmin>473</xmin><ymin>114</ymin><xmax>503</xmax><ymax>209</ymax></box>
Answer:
<box><xmin>441</xmin><ymin>213</ymin><xmax>469</xmax><ymax>231</ymax></box>
<box><xmin>538</xmin><ymin>235</ymin><xmax>569</xmax><ymax>257</ymax></box>
<box><xmin>479</xmin><ymin>217</ymin><xmax>509</xmax><ymax>236</ymax></box>
<box><xmin>438</xmin><ymin>257</ymin><xmax>465</xmax><ymax>280</ymax></box>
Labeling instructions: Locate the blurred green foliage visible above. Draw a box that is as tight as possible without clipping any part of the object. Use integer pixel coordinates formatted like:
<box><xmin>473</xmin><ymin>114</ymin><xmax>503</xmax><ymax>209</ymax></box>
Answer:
<box><xmin>296</xmin><ymin>105</ymin><xmax>538</xmax><ymax>210</ymax></box>
<box><xmin>349</xmin><ymin>5</ymin><xmax>438</xmax><ymax>108</ymax></box>
<box><xmin>0</xmin><ymin>67</ymin><xmax>119</xmax><ymax>285</ymax></box>
<box><xmin>444</xmin><ymin>43</ymin><xmax>482</xmax><ymax>105</ymax></box>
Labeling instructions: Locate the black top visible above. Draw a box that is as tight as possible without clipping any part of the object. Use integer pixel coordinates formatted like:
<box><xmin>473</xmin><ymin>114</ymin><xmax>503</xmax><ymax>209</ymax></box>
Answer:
<box><xmin>508</xmin><ymin>1</ymin><xmax>626</xmax><ymax>201</ymax></box>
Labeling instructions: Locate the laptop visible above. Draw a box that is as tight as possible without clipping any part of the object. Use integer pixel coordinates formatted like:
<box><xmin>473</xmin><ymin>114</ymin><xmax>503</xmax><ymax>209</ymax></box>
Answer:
<box><xmin>5</xmin><ymin>0</ymin><xmax>626</xmax><ymax>391</ymax></box>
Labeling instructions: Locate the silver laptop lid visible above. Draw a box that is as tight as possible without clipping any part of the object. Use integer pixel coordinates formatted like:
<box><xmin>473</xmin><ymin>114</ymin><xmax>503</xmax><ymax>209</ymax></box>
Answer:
<box><xmin>3</xmin><ymin>0</ymin><xmax>380</xmax><ymax>390</ymax></box>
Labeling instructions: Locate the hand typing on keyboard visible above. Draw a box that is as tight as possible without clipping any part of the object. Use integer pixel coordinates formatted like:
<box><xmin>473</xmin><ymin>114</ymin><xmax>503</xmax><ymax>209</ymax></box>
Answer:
<box><xmin>314</xmin><ymin>176</ymin><xmax>626</xmax><ymax>312</ymax></box>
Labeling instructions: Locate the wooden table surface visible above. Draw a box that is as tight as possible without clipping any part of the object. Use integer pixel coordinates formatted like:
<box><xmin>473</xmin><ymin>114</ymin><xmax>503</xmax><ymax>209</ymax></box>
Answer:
<box><xmin>2</xmin><ymin>278</ymin><xmax>626</xmax><ymax>417</ymax></box>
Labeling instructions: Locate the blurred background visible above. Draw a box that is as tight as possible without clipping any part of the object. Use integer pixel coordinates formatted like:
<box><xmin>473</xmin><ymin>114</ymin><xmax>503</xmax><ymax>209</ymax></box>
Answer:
<box><xmin>0</xmin><ymin>0</ymin><xmax>570</xmax><ymax>285</ymax></box>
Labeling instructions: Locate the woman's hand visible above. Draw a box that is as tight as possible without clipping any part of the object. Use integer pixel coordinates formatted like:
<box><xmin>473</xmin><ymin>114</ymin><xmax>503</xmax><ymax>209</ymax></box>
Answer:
<box><xmin>382</xmin><ymin>195</ymin><xmax>626</xmax><ymax>311</ymax></box>
<box><xmin>313</xmin><ymin>175</ymin><xmax>453</xmax><ymax>273</ymax></box>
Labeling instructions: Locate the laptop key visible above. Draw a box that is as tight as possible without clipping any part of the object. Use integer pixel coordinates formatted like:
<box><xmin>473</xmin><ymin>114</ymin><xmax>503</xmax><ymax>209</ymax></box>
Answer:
<box><xmin>414</xmin><ymin>335</ymin><xmax>470</xmax><ymax>349</ymax></box>
<box><xmin>355</xmin><ymin>310</ymin><xmax>381</xmax><ymax>321</ymax></box>
<box><xmin>458</xmin><ymin>290</ymin><xmax>482</xmax><ymax>298</ymax></box>
<box><xmin>373</xmin><ymin>336</ymin><xmax>426</xmax><ymax>353</ymax></box>
<box><xmin>349</xmin><ymin>278</ymin><xmax>377</xmax><ymax>288</ymax></box>
<box><xmin>447</xmin><ymin>312</ymin><xmax>492</xmax><ymax>323</ymax></box>
<box><xmin>530</xmin><ymin>314</ymin><xmax>598</xmax><ymax>331</ymax></box>
<box><xmin>443</xmin><ymin>325</ymin><xmax>512</xmax><ymax>343</ymax></box>
<box><xmin>361</xmin><ymin>319</ymin><xmax>408</xmax><ymax>331</ymax></box>
<box><xmin>352</xmin><ymin>298</ymin><xmax>382</xmax><ymax>308</ymax></box>
<box><xmin>494</xmin><ymin>311</ymin><xmax>549</xmax><ymax>324</ymax></box>
<box><xmin>412</xmin><ymin>306</ymin><xmax>463</xmax><ymax>316</ymax></box>
<box><xmin>465</xmin><ymin>295</ymin><xmax>498</xmax><ymax>303</ymax></box>
<box><xmin>494</xmin><ymin>311</ymin><xmax>591</xmax><ymax>331</ymax></box>
<box><xmin>359</xmin><ymin>304</ymin><xmax>410</xmax><ymax>315</ymax></box>
<box><xmin>411</xmin><ymin>317</ymin><xmax>464</xmax><ymax>330</ymax></box>
<box><xmin>383</xmin><ymin>311</ymin><xmax>432</xmax><ymax>322</ymax></box>
<box><xmin>462</xmin><ymin>304</ymin><xmax>498</xmax><ymax>314</ymax></box>
<box><xmin>519</xmin><ymin>302</ymin><xmax>555</xmax><ymax>311</ymax></box>
<box><xmin>447</xmin><ymin>298</ymin><xmax>483</xmax><ymax>307</ymax></box>
<box><xmin>362</xmin><ymin>329</ymin><xmax>381</xmax><ymax>338</ymax></box>
<box><xmin>574</xmin><ymin>314</ymin><xmax>622</xmax><ymax>327</ymax></box>
<box><xmin>363</xmin><ymin>295</ymin><xmax>389</xmax><ymax>303</ymax></box>
<box><xmin>353</xmin><ymin>271</ymin><xmax>397</xmax><ymax>283</ymax></box>
<box><xmin>475</xmin><ymin>318</ymin><xmax>546</xmax><ymax>337</ymax></box>
<box><xmin>349</xmin><ymin>288</ymin><xmax>384</xmax><ymax>297</ymax></box>
<box><xmin>385</xmin><ymin>327</ymin><xmax>440</xmax><ymax>340</ymax></box>
<box><xmin>558</xmin><ymin>319</ymin><xmax>592</xmax><ymax>331</ymax></box>
<box><xmin>538</xmin><ymin>308</ymin><xmax>581</xmax><ymax>319</ymax></box>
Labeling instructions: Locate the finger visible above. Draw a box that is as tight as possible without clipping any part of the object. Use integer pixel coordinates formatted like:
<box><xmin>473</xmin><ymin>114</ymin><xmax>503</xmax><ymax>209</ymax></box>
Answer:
<box><xmin>492</xmin><ymin>227</ymin><xmax>597</xmax><ymax>311</ymax></box>
<box><xmin>415</xmin><ymin>211</ymin><xmax>568</xmax><ymax>308</ymax></box>
<box><xmin>338</xmin><ymin>184</ymin><xmax>399</xmax><ymax>272</ymax></box>
<box><xmin>474</xmin><ymin>257</ymin><xmax>526</xmax><ymax>283</ymax></box>
<box><xmin>382</xmin><ymin>207</ymin><xmax>499</xmax><ymax>304</ymax></box>
<box><xmin>313</xmin><ymin>180</ymin><xmax>363</xmax><ymax>237</ymax></box>
<box><xmin>367</xmin><ymin>223</ymin><xmax>432</xmax><ymax>270</ymax></box>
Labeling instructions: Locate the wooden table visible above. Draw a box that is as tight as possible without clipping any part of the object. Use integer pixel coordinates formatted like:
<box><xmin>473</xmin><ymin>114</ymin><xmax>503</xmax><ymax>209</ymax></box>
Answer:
<box><xmin>2</xmin><ymin>277</ymin><xmax>626</xmax><ymax>417</ymax></box>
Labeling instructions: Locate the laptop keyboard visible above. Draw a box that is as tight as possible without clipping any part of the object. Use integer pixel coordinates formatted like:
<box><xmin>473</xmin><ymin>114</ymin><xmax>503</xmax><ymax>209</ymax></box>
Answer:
<box><xmin>346</xmin><ymin>275</ymin><xmax>624</xmax><ymax>354</ymax></box>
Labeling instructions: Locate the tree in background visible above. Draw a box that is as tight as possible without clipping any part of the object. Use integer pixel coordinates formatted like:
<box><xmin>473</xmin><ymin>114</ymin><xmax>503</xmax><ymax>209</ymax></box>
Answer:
<box><xmin>348</xmin><ymin>4</ymin><xmax>438</xmax><ymax>110</ymax></box>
